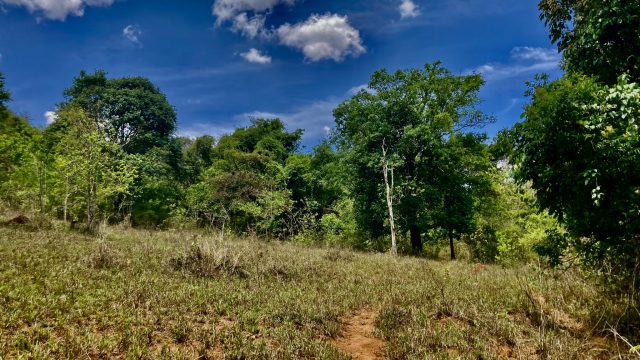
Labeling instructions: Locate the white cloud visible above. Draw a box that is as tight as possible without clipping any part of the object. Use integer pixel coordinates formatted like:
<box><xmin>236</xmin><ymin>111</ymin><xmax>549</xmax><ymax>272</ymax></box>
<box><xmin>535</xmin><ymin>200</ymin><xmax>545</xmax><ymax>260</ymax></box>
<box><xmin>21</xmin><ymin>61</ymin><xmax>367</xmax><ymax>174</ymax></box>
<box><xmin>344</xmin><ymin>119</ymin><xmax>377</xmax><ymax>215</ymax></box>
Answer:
<box><xmin>240</xmin><ymin>48</ymin><xmax>272</xmax><ymax>64</ymax></box>
<box><xmin>277</xmin><ymin>14</ymin><xmax>365</xmax><ymax>62</ymax></box>
<box><xmin>0</xmin><ymin>0</ymin><xmax>114</xmax><ymax>20</ymax></box>
<box><xmin>511</xmin><ymin>47</ymin><xmax>559</xmax><ymax>62</ymax></box>
<box><xmin>212</xmin><ymin>0</ymin><xmax>294</xmax><ymax>23</ymax></box>
<box><xmin>212</xmin><ymin>0</ymin><xmax>295</xmax><ymax>40</ymax></box>
<box><xmin>399</xmin><ymin>0</ymin><xmax>420</xmax><ymax>19</ymax></box>
<box><xmin>178</xmin><ymin>123</ymin><xmax>237</xmax><ymax>140</ymax></box>
<box><xmin>44</xmin><ymin>111</ymin><xmax>57</xmax><ymax>125</ymax></box>
<box><xmin>230</xmin><ymin>13</ymin><xmax>268</xmax><ymax>39</ymax></box>
<box><xmin>468</xmin><ymin>46</ymin><xmax>561</xmax><ymax>81</ymax></box>
<box><xmin>122</xmin><ymin>24</ymin><xmax>142</xmax><ymax>44</ymax></box>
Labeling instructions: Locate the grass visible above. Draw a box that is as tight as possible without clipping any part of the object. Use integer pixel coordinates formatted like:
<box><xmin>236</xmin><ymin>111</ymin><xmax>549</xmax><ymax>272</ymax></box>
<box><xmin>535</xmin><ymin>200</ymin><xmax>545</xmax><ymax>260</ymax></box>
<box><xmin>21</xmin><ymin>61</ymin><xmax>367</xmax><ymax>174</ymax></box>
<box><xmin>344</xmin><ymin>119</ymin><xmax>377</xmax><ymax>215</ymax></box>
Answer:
<box><xmin>0</xmin><ymin>220</ymin><xmax>636</xmax><ymax>359</ymax></box>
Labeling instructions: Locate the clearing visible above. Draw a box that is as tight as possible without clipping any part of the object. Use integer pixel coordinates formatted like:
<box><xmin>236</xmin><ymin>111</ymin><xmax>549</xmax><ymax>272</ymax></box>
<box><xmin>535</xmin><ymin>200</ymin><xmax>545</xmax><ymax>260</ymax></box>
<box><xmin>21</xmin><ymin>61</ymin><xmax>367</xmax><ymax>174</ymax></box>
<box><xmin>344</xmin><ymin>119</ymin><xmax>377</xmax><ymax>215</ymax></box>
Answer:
<box><xmin>0</xmin><ymin>223</ymin><xmax>629</xmax><ymax>359</ymax></box>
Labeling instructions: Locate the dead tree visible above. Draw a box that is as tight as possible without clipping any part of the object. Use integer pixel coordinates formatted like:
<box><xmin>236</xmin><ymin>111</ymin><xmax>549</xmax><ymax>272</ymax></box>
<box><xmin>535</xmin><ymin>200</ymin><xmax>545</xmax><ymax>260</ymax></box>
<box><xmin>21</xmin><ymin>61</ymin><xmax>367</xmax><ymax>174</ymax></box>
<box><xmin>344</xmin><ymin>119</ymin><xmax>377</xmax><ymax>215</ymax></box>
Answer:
<box><xmin>382</xmin><ymin>139</ymin><xmax>397</xmax><ymax>256</ymax></box>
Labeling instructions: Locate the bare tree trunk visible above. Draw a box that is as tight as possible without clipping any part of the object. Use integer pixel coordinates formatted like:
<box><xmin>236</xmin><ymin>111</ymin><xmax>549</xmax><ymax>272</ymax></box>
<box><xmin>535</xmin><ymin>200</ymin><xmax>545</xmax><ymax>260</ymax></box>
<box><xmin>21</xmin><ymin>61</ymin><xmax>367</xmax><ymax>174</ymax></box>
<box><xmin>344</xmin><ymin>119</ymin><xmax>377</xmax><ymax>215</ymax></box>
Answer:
<box><xmin>63</xmin><ymin>176</ymin><xmax>70</xmax><ymax>223</ymax></box>
<box><xmin>382</xmin><ymin>140</ymin><xmax>397</xmax><ymax>256</ymax></box>
<box><xmin>449</xmin><ymin>229</ymin><xmax>456</xmax><ymax>260</ymax></box>
<box><xmin>87</xmin><ymin>173</ymin><xmax>97</xmax><ymax>233</ymax></box>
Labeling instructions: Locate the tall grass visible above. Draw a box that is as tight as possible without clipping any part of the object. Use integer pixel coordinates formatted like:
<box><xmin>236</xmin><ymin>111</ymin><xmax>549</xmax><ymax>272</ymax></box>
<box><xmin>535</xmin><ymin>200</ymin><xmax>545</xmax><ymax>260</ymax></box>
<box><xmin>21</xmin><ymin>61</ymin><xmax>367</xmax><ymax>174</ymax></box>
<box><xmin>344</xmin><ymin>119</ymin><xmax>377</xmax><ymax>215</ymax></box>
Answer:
<box><xmin>0</xmin><ymin>223</ymin><xmax>636</xmax><ymax>359</ymax></box>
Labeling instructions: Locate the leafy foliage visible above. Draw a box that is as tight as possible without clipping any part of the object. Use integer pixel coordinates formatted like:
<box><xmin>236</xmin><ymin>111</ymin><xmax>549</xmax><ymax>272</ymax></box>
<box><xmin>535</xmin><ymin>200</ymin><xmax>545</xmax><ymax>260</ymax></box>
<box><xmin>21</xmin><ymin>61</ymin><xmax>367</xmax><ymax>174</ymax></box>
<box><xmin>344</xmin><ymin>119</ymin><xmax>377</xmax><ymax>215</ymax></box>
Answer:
<box><xmin>515</xmin><ymin>74</ymin><xmax>640</xmax><ymax>287</ymax></box>
<box><xmin>334</xmin><ymin>62</ymin><xmax>493</xmax><ymax>254</ymax></box>
<box><xmin>539</xmin><ymin>0</ymin><xmax>640</xmax><ymax>84</ymax></box>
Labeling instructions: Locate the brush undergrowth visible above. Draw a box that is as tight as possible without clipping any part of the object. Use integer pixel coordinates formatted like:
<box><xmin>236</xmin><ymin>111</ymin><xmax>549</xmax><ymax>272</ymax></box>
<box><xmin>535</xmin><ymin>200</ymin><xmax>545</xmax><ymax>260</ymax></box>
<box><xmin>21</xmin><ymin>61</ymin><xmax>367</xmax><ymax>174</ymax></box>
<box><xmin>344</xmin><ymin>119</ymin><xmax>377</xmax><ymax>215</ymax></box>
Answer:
<box><xmin>0</xmin><ymin>221</ymin><xmax>637</xmax><ymax>359</ymax></box>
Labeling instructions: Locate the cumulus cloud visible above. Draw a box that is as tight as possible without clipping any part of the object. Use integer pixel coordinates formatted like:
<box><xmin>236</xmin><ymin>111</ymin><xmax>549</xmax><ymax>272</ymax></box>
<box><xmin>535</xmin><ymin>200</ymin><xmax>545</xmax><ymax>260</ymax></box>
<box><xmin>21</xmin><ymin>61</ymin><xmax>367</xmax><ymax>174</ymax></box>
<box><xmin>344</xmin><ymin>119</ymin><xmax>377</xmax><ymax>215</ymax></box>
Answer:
<box><xmin>468</xmin><ymin>46</ymin><xmax>561</xmax><ymax>81</ymax></box>
<box><xmin>213</xmin><ymin>0</ymin><xmax>294</xmax><ymax>38</ymax></box>
<box><xmin>277</xmin><ymin>14</ymin><xmax>365</xmax><ymax>62</ymax></box>
<box><xmin>0</xmin><ymin>0</ymin><xmax>114</xmax><ymax>20</ymax></box>
<box><xmin>230</xmin><ymin>13</ymin><xmax>268</xmax><ymax>39</ymax></box>
<box><xmin>240</xmin><ymin>48</ymin><xmax>272</xmax><ymax>64</ymax></box>
<box><xmin>122</xmin><ymin>24</ymin><xmax>142</xmax><ymax>44</ymax></box>
<box><xmin>44</xmin><ymin>111</ymin><xmax>57</xmax><ymax>125</ymax></box>
<box><xmin>212</xmin><ymin>0</ymin><xmax>294</xmax><ymax>23</ymax></box>
<box><xmin>399</xmin><ymin>0</ymin><xmax>420</xmax><ymax>19</ymax></box>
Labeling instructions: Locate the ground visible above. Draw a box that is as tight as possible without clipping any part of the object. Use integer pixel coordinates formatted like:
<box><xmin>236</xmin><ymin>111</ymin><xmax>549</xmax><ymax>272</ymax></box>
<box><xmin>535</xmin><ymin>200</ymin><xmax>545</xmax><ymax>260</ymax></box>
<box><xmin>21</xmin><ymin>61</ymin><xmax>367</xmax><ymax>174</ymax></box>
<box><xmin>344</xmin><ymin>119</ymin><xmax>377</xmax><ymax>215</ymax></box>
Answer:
<box><xmin>0</xmin><ymin>220</ymin><xmax>633</xmax><ymax>359</ymax></box>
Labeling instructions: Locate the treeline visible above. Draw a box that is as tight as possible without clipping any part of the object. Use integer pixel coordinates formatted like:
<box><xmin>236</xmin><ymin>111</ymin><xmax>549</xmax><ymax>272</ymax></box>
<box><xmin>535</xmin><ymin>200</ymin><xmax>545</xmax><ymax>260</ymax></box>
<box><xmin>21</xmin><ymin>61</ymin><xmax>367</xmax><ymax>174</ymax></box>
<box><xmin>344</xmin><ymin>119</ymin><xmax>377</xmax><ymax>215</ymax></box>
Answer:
<box><xmin>1</xmin><ymin>0</ymin><xmax>640</xmax><ymax>293</ymax></box>
<box><xmin>0</xmin><ymin>66</ymin><xmax>552</xmax><ymax>264</ymax></box>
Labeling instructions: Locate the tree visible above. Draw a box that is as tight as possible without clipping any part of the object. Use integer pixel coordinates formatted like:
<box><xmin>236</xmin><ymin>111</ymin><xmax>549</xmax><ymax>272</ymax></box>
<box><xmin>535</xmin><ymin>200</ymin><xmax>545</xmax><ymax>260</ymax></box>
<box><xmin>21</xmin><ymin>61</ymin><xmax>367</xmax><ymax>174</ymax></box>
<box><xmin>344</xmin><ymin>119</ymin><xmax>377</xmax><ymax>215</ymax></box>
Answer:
<box><xmin>284</xmin><ymin>141</ymin><xmax>348</xmax><ymax>238</ymax></box>
<box><xmin>381</xmin><ymin>139</ymin><xmax>397</xmax><ymax>255</ymax></box>
<box><xmin>514</xmin><ymin>74</ymin><xmax>640</xmax><ymax>287</ymax></box>
<box><xmin>186</xmin><ymin>119</ymin><xmax>300</xmax><ymax>237</ymax></box>
<box><xmin>51</xmin><ymin>106</ymin><xmax>135</xmax><ymax>231</ymax></box>
<box><xmin>539</xmin><ymin>0</ymin><xmax>640</xmax><ymax>84</ymax></box>
<box><xmin>0</xmin><ymin>75</ymin><xmax>43</xmax><ymax>211</ymax></box>
<box><xmin>64</xmin><ymin>70</ymin><xmax>178</xmax><ymax>154</ymax></box>
<box><xmin>182</xmin><ymin>135</ymin><xmax>216</xmax><ymax>185</ymax></box>
<box><xmin>432</xmin><ymin>133</ymin><xmax>494</xmax><ymax>260</ymax></box>
<box><xmin>59</xmin><ymin>71</ymin><xmax>182</xmax><ymax>226</ymax></box>
<box><xmin>334</xmin><ymin>62</ymin><xmax>492</xmax><ymax>254</ymax></box>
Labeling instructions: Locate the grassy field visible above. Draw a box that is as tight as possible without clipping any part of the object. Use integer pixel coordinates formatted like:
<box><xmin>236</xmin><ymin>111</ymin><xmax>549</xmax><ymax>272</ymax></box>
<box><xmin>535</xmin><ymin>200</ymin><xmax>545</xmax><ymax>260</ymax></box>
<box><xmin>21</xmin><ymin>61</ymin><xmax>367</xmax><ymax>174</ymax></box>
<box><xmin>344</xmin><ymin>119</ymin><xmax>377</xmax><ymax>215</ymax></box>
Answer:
<box><xmin>0</xmin><ymin>220</ymin><xmax>636</xmax><ymax>359</ymax></box>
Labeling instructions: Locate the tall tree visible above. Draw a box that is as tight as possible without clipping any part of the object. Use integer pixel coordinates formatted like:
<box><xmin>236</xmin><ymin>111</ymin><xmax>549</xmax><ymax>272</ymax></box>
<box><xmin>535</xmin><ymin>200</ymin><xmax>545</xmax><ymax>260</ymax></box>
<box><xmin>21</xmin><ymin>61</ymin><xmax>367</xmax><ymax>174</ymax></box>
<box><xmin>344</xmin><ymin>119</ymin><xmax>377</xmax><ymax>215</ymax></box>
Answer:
<box><xmin>334</xmin><ymin>62</ymin><xmax>492</xmax><ymax>254</ymax></box>
<box><xmin>51</xmin><ymin>106</ymin><xmax>136</xmax><ymax>231</ymax></box>
<box><xmin>64</xmin><ymin>70</ymin><xmax>177</xmax><ymax>154</ymax></box>
<box><xmin>539</xmin><ymin>0</ymin><xmax>640</xmax><ymax>84</ymax></box>
<box><xmin>515</xmin><ymin>74</ymin><xmax>640</xmax><ymax>286</ymax></box>
<box><xmin>187</xmin><ymin>119</ymin><xmax>300</xmax><ymax>237</ymax></box>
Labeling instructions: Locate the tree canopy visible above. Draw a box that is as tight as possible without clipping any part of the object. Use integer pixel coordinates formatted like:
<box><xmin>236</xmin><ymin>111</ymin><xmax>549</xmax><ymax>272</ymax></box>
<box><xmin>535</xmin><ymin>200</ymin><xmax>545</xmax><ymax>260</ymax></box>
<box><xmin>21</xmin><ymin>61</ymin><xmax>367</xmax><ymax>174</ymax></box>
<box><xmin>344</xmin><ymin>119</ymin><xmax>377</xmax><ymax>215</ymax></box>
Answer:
<box><xmin>539</xmin><ymin>0</ymin><xmax>640</xmax><ymax>84</ymax></box>
<box><xmin>334</xmin><ymin>62</ymin><xmax>493</xmax><ymax>254</ymax></box>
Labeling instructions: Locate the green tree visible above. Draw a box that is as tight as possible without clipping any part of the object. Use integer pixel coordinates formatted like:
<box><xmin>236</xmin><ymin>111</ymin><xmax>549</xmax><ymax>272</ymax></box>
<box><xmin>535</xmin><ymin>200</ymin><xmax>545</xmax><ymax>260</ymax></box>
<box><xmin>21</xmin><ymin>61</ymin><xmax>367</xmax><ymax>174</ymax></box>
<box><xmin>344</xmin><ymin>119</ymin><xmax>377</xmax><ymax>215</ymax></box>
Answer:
<box><xmin>284</xmin><ymin>142</ymin><xmax>348</xmax><ymax>237</ymax></box>
<box><xmin>59</xmin><ymin>71</ymin><xmax>182</xmax><ymax>226</ymax></box>
<box><xmin>182</xmin><ymin>135</ymin><xmax>216</xmax><ymax>185</ymax></box>
<box><xmin>64</xmin><ymin>71</ymin><xmax>177</xmax><ymax>154</ymax></box>
<box><xmin>515</xmin><ymin>74</ymin><xmax>640</xmax><ymax>286</ymax></box>
<box><xmin>539</xmin><ymin>0</ymin><xmax>640</xmax><ymax>84</ymax></box>
<box><xmin>186</xmin><ymin>119</ymin><xmax>300</xmax><ymax>237</ymax></box>
<box><xmin>0</xmin><ymin>75</ymin><xmax>44</xmax><ymax>211</ymax></box>
<box><xmin>50</xmin><ymin>106</ymin><xmax>136</xmax><ymax>231</ymax></box>
<box><xmin>433</xmin><ymin>134</ymin><xmax>494</xmax><ymax>259</ymax></box>
<box><xmin>334</xmin><ymin>62</ymin><xmax>492</xmax><ymax>254</ymax></box>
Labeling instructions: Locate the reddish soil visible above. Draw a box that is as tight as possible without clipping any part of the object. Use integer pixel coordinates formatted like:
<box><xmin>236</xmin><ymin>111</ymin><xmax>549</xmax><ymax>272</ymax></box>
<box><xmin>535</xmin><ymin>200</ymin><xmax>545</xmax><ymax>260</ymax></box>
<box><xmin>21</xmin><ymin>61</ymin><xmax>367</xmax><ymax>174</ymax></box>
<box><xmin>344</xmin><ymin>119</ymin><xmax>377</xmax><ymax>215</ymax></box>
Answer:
<box><xmin>335</xmin><ymin>309</ymin><xmax>384</xmax><ymax>360</ymax></box>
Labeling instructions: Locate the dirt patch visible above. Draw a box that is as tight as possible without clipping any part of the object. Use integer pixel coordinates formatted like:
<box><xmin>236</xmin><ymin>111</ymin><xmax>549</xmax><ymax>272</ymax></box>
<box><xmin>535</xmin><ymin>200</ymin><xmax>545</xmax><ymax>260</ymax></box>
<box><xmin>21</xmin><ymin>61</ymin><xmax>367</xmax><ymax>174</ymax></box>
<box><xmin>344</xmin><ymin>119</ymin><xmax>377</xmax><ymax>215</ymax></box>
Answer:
<box><xmin>497</xmin><ymin>344</ymin><xmax>514</xmax><ymax>359</ymax></box>
<box><xmin>335</xmin><ymin>309</ymin><xmax>384</xmax><ymax>360</ymax></box>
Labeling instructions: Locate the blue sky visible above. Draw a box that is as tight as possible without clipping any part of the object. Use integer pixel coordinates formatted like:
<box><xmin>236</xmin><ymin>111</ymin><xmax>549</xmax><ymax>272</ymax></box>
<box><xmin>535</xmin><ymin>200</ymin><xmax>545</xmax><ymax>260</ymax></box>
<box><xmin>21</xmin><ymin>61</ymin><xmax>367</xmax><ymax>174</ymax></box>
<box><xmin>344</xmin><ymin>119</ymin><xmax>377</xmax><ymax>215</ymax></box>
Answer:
<box><xmin>0</xmin><ymin>0</ymin><xmax>562</xmax><ymax>148</ymax></box>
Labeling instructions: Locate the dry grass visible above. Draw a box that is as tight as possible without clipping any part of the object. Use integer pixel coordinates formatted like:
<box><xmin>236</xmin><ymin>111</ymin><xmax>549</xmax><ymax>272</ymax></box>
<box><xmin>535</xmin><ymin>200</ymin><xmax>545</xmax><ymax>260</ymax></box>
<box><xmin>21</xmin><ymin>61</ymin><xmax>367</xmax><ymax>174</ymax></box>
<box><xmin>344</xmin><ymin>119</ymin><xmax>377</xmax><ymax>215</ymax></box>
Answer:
<box><xmin>0</xmin><ymin>221</ymin><xmax>637</xmax><ymax>359</ymax></box>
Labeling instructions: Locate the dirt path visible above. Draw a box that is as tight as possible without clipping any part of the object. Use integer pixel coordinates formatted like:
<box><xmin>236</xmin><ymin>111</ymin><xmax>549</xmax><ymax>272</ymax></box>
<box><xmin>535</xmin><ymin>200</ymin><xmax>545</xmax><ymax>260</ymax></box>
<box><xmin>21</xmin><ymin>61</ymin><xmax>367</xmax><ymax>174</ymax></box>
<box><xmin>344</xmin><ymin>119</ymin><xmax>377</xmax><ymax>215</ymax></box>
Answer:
<box><xmin>335</xmin><ymin>309</ymin><xmax>384</xmax><ymax>360</ymax></box>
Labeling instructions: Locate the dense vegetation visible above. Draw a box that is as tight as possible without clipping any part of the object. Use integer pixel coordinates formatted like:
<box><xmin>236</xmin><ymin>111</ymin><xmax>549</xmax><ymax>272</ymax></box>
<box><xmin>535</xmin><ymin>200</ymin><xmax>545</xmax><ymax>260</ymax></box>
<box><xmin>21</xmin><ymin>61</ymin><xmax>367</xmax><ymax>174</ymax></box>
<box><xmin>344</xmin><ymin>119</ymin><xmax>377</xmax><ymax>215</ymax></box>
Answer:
<box><xmin>0</xmin><ymin>63</ymin><xmax>557</xmax><ymax>264</ymax></box>
<box><xmin>1</xmin><ymin>0</ymin><xmax>640</xmax><ymax>356</ymax></box>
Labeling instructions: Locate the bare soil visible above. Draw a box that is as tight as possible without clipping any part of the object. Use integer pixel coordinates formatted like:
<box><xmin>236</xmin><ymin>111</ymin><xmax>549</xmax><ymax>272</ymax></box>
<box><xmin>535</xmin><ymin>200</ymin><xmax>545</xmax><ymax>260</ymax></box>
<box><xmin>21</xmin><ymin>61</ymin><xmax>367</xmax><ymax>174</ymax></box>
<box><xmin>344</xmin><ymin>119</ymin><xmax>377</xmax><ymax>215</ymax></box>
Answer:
<box><xmin>335</xmin><ymin>309</ymin><xmax>384</xmax><ymax>360</ymax></box>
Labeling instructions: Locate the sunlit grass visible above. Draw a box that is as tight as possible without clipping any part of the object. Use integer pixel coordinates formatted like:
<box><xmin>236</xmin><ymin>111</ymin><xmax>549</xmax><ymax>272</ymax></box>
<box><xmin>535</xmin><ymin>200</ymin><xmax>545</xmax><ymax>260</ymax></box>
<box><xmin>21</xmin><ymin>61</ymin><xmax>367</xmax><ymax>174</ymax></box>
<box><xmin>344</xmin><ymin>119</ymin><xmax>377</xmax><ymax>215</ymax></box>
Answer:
<box><xmin>0</xmin><ymin>222</ymin><xmax>633</xmax><ymax>359</ymax></box>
